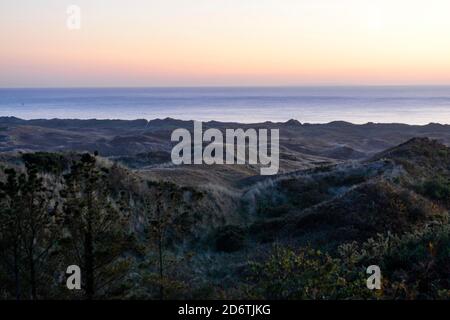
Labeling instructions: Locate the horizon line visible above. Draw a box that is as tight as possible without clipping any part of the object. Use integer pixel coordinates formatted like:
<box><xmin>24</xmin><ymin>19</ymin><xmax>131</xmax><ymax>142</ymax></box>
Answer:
<box><xmin>3</xmin><ymin>84</ymin><xmax>450</xmax><ymax>90</ymax></box>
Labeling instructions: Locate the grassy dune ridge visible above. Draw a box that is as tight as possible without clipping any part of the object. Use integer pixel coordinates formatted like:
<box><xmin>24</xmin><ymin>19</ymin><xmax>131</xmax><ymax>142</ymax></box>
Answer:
<box><xmin>0</xmin><ymin>118</ymin><xmax>449</xmax><ymax>299</ymax></box>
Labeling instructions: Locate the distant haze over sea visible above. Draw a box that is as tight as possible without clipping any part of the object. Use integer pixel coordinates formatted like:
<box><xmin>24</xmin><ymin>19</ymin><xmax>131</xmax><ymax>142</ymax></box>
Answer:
<box><xmin>1</xmin><ymin>86</ymin><xmax>450</xmax><ymax>125</ymax></box>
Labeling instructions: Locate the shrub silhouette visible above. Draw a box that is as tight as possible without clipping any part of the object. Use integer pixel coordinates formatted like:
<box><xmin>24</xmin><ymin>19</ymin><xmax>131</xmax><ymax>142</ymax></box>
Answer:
<box><xmin>215</xmin><ymin>226</ymin><xmax>246</xmax><ymax>253</ymax></box>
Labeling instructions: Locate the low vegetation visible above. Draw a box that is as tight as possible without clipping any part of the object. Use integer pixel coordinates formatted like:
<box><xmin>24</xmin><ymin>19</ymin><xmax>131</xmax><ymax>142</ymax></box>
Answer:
<box><xmin>0</xmin><ymin>137</ymin><xmax>449</xmax><ymax>300</ymax></box>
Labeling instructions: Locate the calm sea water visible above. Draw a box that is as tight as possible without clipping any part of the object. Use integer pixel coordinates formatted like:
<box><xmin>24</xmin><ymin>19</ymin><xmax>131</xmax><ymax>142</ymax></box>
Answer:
<box><xmin>0</xmin><ymin>86</ymin><xmax>450</xmax><ymax>124</ymax></box>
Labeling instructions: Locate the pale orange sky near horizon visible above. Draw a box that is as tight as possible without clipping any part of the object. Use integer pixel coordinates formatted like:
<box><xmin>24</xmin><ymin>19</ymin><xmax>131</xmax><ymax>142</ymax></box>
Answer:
<box><xmin>1</xmin><ymin>0</ymin><xmax>450</xmax><ymax>87</ymax></box>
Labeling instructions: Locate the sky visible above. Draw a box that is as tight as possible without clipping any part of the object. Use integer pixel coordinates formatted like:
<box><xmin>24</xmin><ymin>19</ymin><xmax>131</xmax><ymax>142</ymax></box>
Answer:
<box><xmin>1</xmin><ymin>0</ymin><xmax>450</xmax><ymax>87</ymax></box>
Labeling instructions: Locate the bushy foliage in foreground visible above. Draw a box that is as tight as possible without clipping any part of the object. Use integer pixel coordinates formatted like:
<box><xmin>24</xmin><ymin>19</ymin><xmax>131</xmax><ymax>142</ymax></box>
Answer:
<box><xmin>0</xmin><ymin>152</ymin><xmax>202</xmax><ymax>300</ymax></box>
<box><xmin>247</xmin><ymin>246</ymin><xmax>371</xmax><ymax>299</ymax></box>
<box><xmin>247</xmin><ymin>223</ymin><xmax>450</xmax><ymax>300</ymax></box>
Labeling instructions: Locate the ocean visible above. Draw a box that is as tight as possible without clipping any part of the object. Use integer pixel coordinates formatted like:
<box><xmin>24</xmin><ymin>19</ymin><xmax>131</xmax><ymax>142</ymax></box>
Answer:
<box><xmin>0</xmin><ymin>86</ymin><xmax>450</xmax><ymax>124</ymax></box>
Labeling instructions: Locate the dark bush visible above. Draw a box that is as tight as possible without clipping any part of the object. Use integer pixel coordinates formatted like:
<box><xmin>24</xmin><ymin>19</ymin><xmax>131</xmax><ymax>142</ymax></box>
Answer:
<box><xmin>215</xmin><ymin>226</ymin><xmax>246</xmax><ymax>253</ymax></box>
<box><xmin>421</xmin><ymin>177</ymin><xmax>450</xmax><ymax>201</ymax></box>
<box><xmin>22</xmin><ymin>152</ymin><xmax>68</xmax><ymax>174</ymax></box>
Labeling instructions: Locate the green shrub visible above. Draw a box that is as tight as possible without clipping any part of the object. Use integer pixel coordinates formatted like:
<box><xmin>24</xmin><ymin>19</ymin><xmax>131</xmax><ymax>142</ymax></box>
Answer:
<box><xmin>421</xmin><ymin>177</ymin><xmax>450</xmax><ymax>201</ymax></box>
<box><xmin>247</xmin><ymin>223</ymin><xmax>450</xmax><ymax>300</ymax></box>
<box><xmin>247</xmin><ymin>245</ymin><xmax>372</xmax><ymax>300</ymax></box>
